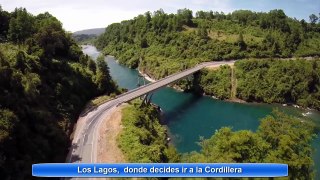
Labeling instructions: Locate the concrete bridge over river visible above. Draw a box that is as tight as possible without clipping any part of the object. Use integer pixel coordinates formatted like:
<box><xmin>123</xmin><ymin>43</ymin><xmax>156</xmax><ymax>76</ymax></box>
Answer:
<box><xmin>68</xmin><ymin>60</ymin><xmax>235</xmax><ymax>166</ymax></box>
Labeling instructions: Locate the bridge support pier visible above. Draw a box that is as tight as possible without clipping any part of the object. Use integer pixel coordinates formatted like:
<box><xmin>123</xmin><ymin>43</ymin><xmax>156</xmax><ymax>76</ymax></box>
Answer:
<box><xmin>140</xmin><ymin>93</ymin><xmax>153</xmax><ymax>107</ymax></box>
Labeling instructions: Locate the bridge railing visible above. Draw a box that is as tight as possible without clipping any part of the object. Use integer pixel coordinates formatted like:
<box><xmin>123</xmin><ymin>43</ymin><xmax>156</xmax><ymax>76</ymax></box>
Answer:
<box><xmin>114</xmin><ymin>64</ymin><xmax>204</xmax><ymax>99</ymax></box>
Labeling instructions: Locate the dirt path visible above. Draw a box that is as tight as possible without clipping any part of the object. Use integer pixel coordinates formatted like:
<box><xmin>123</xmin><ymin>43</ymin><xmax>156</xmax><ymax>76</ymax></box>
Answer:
<box><xmin>96</xmin><ymin>104</ymin><xmax>126</xmax><ymax>163</ymax></box>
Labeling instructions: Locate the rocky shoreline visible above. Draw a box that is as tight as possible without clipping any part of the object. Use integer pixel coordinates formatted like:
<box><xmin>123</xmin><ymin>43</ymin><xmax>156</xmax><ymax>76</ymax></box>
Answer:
<box><xmin>138</xmin><ymin>69</ymin><xmax>156</xmax><ymax>83</ymax></box>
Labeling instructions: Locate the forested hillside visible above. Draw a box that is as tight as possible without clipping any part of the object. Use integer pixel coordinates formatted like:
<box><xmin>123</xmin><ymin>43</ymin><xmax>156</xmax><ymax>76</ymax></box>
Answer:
<box><xmin>0</xmin><ymin>7</ymin><xmax>117</xmax><ymax>179</ymax></box>
<box><xmin>72</xmin><ymin>34</ymin><xmax>97</xmax><ymax>43</ymax></box>
<box><xmin>193</xmin><ymin>59</ymin><xmax>320</xmax><ymax>110</ymax></box>
<box><xmin>72</xmin><ymin>28</ymin><xmax>105</xmax><ymax>44</ymax></box>
<box><xmin>96</xmin><ymin>9</ymin><xmax>320</xmax><ymax>109</ymax></box>
<box><xmin>96</xmin><ymin>9</ymin><xmax>320</xmax><ymax>79</ymax></box>
<box><xmin>235</xmin><ymin>59</ymin><xmax>320</xmax><ymax>109</ymax></box>
<box><xmin>73</xmin><ymin>28</ymin><xmax>105</xmax><ymax>36</ymax></box>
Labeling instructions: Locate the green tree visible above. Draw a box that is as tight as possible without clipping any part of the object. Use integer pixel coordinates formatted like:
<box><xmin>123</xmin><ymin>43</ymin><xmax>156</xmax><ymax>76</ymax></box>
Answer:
<box><xmin>21</xmin><ymin>73</ymin><xmax>41</xmax><ymax>98</ymax></box>
<box><xmin>177</xmin><ymin>8</ymin><xmax>193</xmax><ymax>26</ymax></box>
<box><xmin>33</xmin><ymin>15</ymin><xmax>67</xmax><ymax>57</ymax></box>
<box><xmin>309</xmin><ymin>14</ymin><xmax>318</xmax><ymax>24</ymax></box>
<box><xmin>272</xmin><ymin>41</ymin><xmax>281</xmax><ymax>56</ymax></box>
<box><xmin>197</xmin><ymin>26</ymin><xmax>208</xmax><ymax>39</ymax></box>
<box><xmin>231</xmin><ymin>10</ymin><xmax>256</xmax><ymax>25</ymax></box>
<box><xmin>145</xmin><ymin>11</ymin><xmax>151</xmax><ymax>23</ymax></box>
<box><xmin>0</xmin><ymin>110</ymin><xmax>18</xmax><ymax>142</ymax></box>
<box><xmin>237</xmin><ymin>32</ymin><xmax>246</xmax><ymax>50</ymax></box>
<box><xmin>15</xmin><ymin>51</ymin><xmax>27</xmax><ymax>72</ymax></box>
<box><xmin>87</xmin><ymin>58</ymin><xmax>96</xmax><ymax>73</ymax></box>
<box><xmin>95</xmin><ymin>55</ymin><xmax>115</xmax><ymax>94</ymax></box>
<box><xmin>8</xmin><ymin>8</ymin><xmax>35</xmax><ymax>43</ymax></box>
<box><xmin>0</xmin><ymin>6</ymin><xmax>10</xmax><ymax>41</ymax></box>
<box><xmin>258</xmin><ymin>110</ymin><xmax>315</xmax><ymax>179</ymax></box>
<box><xmin>196</xmin><ymin>11</ymin><xmax>206</xmax><ymax>19</ymax></box>
<box><xmin>140</xmin><ymin>37</ymin><xmax>148</xmax><ymax>48</ymax></box>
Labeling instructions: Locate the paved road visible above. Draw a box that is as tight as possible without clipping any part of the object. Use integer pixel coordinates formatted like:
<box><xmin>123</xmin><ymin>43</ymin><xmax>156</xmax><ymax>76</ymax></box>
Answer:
<box><xmin>67</xmin><ymin>60</ymin><xmax>235</xmax><ymax>166</ymax></box>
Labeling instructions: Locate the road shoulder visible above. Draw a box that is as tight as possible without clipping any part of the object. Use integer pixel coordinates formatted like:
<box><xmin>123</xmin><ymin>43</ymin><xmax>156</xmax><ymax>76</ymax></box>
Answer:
<box><xmin>97</xmin><ymin>104</ymin><xmax>126</xmax><ymax>163</ymax></box>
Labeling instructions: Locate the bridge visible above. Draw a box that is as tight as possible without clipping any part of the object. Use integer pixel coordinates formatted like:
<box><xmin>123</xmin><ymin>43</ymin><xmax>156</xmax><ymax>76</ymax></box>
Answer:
<box><xmin>67</xmin><ymin>60</ymin><xmax>235</xmax><ymax>166</ymax></box>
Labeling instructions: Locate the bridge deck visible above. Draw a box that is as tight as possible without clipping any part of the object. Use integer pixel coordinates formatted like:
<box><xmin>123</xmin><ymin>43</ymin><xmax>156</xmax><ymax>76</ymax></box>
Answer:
<box><xmin>116</xmin><ymin>61</ymin><xmax>235</xmax><ymax>103</ymax></box>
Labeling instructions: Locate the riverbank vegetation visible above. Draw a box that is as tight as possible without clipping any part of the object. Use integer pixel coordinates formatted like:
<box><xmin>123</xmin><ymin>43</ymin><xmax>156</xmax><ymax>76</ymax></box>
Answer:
<box><xmin>195</xmin><ymin>65</ymin><xmax>232</xmax><ymax>99</ymax></box>
<box><xmin>0</xmin><ymin>7</ymin><xmax>117</xmax><ymax>179</ymax></box>
<box><xmin>118</xmin><ymin>102</ymin><xmax>318</xmax><ymax>179</ymax></box>
<box><xmin>194</xmin><ymin>59</ymin><xmax>320</xmax><ymax>110</ymax></box>
<box><xmin>118</xmin><ymin>100</ymin><xmax>180</xmax><ymax>163</ymax></box>
<box><xmin>236</xmin><ymin>59</ymin><xmax>320</xmax><ymax>109</ymax></box>
<box><xmin>183</xmin><ymin>110</ymin><xmax>317</xmax><ymax>179</ymax></box>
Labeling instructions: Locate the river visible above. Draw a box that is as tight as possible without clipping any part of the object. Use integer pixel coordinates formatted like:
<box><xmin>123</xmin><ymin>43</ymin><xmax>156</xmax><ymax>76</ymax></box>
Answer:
<box><xmin>82</xmin><ymin>45</ymin><xmax>320</xmax><ymax>177</ymax></box>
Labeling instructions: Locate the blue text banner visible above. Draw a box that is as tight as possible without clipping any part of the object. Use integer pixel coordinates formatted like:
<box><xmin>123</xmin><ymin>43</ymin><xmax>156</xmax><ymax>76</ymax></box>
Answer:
<box><xmin>32</xmin><ymin>163</ymin><xmax>288</xmax><ymax>177</ymax></box>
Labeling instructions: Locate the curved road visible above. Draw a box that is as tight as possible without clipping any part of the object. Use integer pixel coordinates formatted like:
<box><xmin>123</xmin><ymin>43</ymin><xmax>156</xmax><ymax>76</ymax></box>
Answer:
<box><xmin>67</xmin><ymin>60</ymin><xmax>235</xmax><ymax>164</ymax></box>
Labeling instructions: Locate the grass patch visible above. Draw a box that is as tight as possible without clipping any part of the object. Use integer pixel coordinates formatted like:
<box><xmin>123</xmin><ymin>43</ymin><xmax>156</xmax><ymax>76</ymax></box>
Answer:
<box><xmin>82</xmin><ymin>95</ymin><xmax>114</xmax><ymax>115</ymax></box>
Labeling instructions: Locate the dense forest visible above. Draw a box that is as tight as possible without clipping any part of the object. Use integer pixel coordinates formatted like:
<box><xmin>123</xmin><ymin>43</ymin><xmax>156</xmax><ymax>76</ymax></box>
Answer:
<box><xmin>72</xmin><ymin>28</ymin><xmax>105</xmax><ymax>44</ymax></box>
<box><xmin>95</xmin><ymin>9</ymin><xmax>320</xmax><ymax>109</ymax></box>
<box><xmin>96</xmin><ymin>8</ymin><xmax>320</xmax><ymax>75</ymax></box>
<box><xmin>0</xmin><ymin>6</ymin><xmax>117</xmax><ymax>179</ymax></box>
<box><xmin>118</xmin><ymin>100</ymin><xmax>180</xmax><ymax>163</ymax></box>
<box><xmin>193</xmin><ymin>59</ymin><xmax>320</xmax><ymax>110</ymax></box>
<box><xmin>183</xmin><ymin>110</ymin><xmax>317</xmax><ymax>179</ymax></box>
<box><xmin>72</xmin><ymin>34</ymin><xmax>97</xmax><ymax>44</ymax></box>
<box><xmin>235</xmin><ymin>59</ymin><xmax>320</xmax><ymax>109</ymax></box>
<box><xmin>193</xmin><ymin>65</ymin><xmax>232</xmax><ymax>99</ymax></box>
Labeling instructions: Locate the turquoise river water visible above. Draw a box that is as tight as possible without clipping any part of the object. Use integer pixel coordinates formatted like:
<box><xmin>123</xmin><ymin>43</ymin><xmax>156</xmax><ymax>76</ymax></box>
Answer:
<box><xmin>83</xmin><ymin>45</ymin><xmax>320</xmax><ymax>177</ymax></box>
